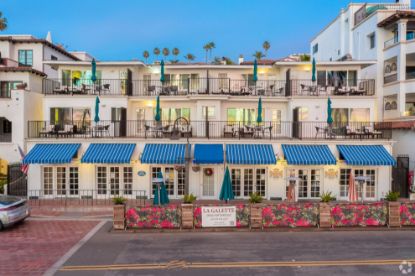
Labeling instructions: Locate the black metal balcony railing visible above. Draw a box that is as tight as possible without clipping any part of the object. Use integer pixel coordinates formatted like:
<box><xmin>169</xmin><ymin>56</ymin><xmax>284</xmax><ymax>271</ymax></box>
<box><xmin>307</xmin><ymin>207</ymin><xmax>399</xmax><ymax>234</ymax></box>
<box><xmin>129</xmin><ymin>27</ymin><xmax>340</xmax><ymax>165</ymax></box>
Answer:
<box><xmin>290</xmin><ymin>79</ymin><xmax>375</xmax><ymax>96</ymax></box>
<box><xmin>27</xmin><ymin>120</ymin><xmax>392</xmax><ymax>140</ymax></box>
<box><xmin>42</xmin><ymin>78</ymin><xmax>375</xmax><ymax>97</ymax></box>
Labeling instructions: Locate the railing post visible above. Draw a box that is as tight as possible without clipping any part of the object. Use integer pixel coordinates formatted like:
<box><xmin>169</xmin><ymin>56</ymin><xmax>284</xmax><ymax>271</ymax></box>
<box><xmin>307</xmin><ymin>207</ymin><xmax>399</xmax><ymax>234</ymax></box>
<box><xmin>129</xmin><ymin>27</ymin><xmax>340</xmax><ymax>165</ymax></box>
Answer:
<box><xmin>238</xmin><ymin>122</ymin><xmax>241</xmax><ymax>140</ymax></box>
<box><xmin>188</xmin><ymin>78</ymin><xmax>190</xmax><ymax>95</ymax></box>
<box><xmin>228</xmin><ymin>78</ymin><xmax>231</xmax><ymax>93</ymax></box>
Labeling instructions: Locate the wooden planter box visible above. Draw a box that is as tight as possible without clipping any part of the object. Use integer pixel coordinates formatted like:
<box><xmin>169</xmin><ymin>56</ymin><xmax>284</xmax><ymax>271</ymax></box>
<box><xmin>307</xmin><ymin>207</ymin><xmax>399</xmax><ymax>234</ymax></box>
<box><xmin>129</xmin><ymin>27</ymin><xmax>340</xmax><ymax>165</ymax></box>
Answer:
<box><xmin>250</xmin><ymin>203</ymin><xmax>263</xmax><ymax>229</ymax></box>
<box><xmin>388</xmin><ymin>201</ymin><xmax>401</xmax><ymax>227</ymax></box>
<box><xmin>319</xmin><ymin>203</ymin><xmax>332</xmax><ymax>228</ymax></box>
<box><xmin>113</xmin><ymin>204</ymin><xmax>126</xmax><ymax>230</ymax></box>
<box><xmin>181</xmin><ymin>204</ymin><xmax>194</xmax><ymax>229</ymax></box>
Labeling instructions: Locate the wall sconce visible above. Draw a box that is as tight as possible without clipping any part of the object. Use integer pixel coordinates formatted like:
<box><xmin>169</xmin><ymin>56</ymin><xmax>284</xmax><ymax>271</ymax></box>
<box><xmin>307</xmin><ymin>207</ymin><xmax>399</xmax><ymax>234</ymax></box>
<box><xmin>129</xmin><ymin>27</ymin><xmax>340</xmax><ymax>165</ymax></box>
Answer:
<box><xmin>325</xmin><ymin>168</ymin><xmax>338</xmax><ymax>179</ymax></box>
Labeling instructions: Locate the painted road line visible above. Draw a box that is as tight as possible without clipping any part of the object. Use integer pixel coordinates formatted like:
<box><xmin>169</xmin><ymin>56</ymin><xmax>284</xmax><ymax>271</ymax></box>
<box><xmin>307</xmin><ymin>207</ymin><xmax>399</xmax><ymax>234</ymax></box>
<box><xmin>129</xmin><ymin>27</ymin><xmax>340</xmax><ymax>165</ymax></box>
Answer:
<box><xmin>60</xmin><ymin>259</ymin><xmax>415</xmax><ymax>271</ymax></box>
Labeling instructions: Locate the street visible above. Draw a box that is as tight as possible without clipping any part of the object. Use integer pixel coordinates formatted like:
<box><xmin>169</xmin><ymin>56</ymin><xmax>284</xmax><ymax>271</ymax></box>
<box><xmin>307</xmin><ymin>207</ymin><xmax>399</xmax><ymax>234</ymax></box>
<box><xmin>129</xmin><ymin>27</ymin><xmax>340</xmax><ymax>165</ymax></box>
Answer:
<box><xmin>56</xmin><ymin>222</ymin><xmax>415</xmax><ymax>276</ymax></box>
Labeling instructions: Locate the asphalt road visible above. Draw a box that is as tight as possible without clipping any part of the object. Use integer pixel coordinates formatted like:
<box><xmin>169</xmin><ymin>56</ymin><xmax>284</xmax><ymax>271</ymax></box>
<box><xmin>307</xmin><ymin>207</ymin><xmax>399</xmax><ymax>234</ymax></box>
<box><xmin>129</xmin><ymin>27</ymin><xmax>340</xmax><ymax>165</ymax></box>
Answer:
<box><xmin>56</xmin><ymin>223</ymin><xmax>415</xmax><ymax>276</ymax></box>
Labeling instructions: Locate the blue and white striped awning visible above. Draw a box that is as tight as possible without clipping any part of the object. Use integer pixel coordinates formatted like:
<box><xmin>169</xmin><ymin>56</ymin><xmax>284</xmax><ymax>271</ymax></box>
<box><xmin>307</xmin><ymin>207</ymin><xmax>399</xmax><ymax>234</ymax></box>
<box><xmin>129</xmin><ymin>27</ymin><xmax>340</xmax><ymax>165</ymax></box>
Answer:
<box><xmin>337</xmin><ymin>145</ymin><xmax>396</xmax><ymax>166</ymax></box>
<box><xmin>193</xmin><ymin>144</ymin><xmax>224</xmax><ymax>164</ymax></box>
<box><xmin>23</xmin><ymin>144</ymin><xmax>81</xmax><ymax>164</ymax></box>
<box><xmin>226</xmin><ymin>144</ymin><xmax>276</xmax><ymax>165</ymax></box>
<box><xmin>81</xmin><ymin>143</ymin><xmax>136</xmax><ymax>164</ymax></box>
<box><xmin>282</xmin><ymin>145</ymin><xmax>336</xmax><ymax>165</ymax></box>
<box><xmin>141</xmin><ymin>144</ymin><xmax>188</xmax><ymax>164</ymax></box>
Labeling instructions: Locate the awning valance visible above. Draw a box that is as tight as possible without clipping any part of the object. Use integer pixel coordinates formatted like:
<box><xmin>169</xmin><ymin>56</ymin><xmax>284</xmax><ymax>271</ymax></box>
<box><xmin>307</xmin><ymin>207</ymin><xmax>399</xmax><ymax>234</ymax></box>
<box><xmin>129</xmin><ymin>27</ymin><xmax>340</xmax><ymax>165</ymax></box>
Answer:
<box><xmin>337</xmin><ymin>145</ymin><xmax>396</xmax><ymax>166</ymax></box>
<box><xmin>23</xmin><ymin>144</ymin><xmax>81</xmax><ymax>164</ymax></box>
<box><xmin>81</xmin><ymin>143</ymin><xmax>136</xmax><ymax>164</ymax></box>
<box><xmin>141</xmin><ymin>144</ymin><xmax>188</xmax><ymax>164</ymax></box>
<box><xmin>193</xmin><ymin>144</ymin><xmax>223</xmax><ymax>164</ymax></box>
<box><xmin>226</xmin><ymin>144</ymin><xmax>276</xmax><ymax>165</ymax></box>
<box><xmin>282</xmin><ymin>145</ymin><xmax>336</xmax><ymax>165</ymax></box>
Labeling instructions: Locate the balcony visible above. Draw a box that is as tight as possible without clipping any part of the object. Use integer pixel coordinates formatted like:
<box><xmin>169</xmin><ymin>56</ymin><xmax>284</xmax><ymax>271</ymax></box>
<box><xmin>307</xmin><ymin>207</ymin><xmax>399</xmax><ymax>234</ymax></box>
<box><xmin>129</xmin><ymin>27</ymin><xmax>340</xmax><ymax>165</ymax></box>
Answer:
<box><xmin>43</xmin><ymin>78</ymin><xmax>375</xmax><ymax>97</ymax></box>
<box><xmin>290</xmin><ymin>79</ymin><xmax>375</xmax><ymax>96</ymax></box>
<box><xmin>27</xmin><ymin>120</ymin><xmax>392</xmax><ymax>140</ymax></box>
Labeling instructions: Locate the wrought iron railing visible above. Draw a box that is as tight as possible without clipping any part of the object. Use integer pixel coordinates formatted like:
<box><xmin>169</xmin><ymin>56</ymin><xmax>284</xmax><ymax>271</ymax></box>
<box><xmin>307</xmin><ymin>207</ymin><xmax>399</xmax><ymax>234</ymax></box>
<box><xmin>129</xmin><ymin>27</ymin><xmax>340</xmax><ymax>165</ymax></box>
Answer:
<box><xmin>27</xmin><ymin>120</ymin><xmax>392</xmax><ymax>140</ymax></box>
<box><xmin>290</xmin><ymin>79</ymin><xmax>375</xmax><ymax>96</ymax></box>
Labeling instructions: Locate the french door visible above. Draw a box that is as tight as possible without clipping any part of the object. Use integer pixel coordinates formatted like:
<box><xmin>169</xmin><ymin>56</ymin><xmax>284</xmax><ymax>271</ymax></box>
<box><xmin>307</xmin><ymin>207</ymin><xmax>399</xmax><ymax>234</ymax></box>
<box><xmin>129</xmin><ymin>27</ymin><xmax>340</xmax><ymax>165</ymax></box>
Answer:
<box><xmin>231</xmin><ymin>168</ymin><xmax>266</xmax><ymax>198</ymax></box>
<box><xmin>96</xmin><ymin>166</ymin><xmax>133</xmax><ymax>196</ymax></box>
<box><xmin>151</xmin><ymin>167</ymin><xmax>186</xmax><ymax>198</ymax></box>
<box><xmin>202</xmin><ymin>169</ymin><xmax>215</xmax><ymax>198</ymax></box>
<box><xmin>288</xmin><ymin>169</ymin><xmax>321</xmax><ymax>199</ymax></box>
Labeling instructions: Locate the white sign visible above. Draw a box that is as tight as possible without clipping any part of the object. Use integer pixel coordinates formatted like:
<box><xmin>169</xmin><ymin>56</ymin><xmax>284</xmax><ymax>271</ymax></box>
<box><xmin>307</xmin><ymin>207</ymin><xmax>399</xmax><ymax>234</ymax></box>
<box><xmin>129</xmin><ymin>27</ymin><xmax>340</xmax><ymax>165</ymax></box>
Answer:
<box><xmin>201</xmin><ymin>206</ymin><xmax>236</xmax><ymax>227</ymax></box>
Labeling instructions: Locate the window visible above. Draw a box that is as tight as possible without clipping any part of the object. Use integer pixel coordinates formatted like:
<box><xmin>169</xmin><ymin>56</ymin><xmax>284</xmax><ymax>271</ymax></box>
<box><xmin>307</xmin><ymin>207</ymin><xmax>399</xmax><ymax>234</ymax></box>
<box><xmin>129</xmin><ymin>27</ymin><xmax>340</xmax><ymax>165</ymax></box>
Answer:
<box><xmin>61</xmin><ymin>70</ymin><xmax>102</xmax><ymax>86</ymax></box>
<box><xmin>110</xmin><ymin>167</ymin><xmax>120</xmax><ymax>195</ymax></box>
<box><xmin>339</xmin><ymin>169</ymin><xmax>377</xmax><ymax>199</ymax></box>
<box><xmin>332</xmin><ymin>108</ymin><xmax>370</xmax><ymax>124</ymax></box>
<box><xmin>231</xmin><ymin>168</ymin><xmax>267</xmax><ymax>198</ymax></box>
<box><xmin>218</xmin><ymin>73</ymin><xmax>229</xmax><ymax>90</ymax></box>
<box><xmin>227</xmin><ymin>108</ymin><xmax>264</xmax><ymax>124</ymax></box>
<box><xmin>50</xmin><ymin>107</ymin><xmax>91</xmax><ymax>126</ymax></box>
<box><xmin>43</xmin><ymin>167</ymin><xmax>53</xmax><ymax>195</ymax></box>
<box><xmin>42</xmin><ymin>166</ymin><xmax>79</xmax><ymax>196</ymax></box>
<box><xmin>51</xmin><ymin>55</ymin><xmax>58</xmax><ymax>61</ymax></box>
<box><xmin>0</xmin><ymin>117</ymin><xmax>12</xmax><ymax>142</ymax></box>
<box><xmin>368</xmin><ymin>33</ymin><xmax>376</xmax><ymax>49</ymax></box>
<box><xmin>157</xmin><ymin>108</ymin><xmax>190</xmax><ymax>122</ymax></box>
<box><xmin>18</xmin><ymin>50</ymin><xmax>33</xmax><ymax>66</ymax></box>
<box><xmin>312</xmin><ymin>43</ymin><xmax>319</xmax><ymax>54</ymax></box>
<box><xmin>271</xmin><ymin>109</ymin><xmax>282</xmax><ymax>134</ymax></box>
<box><xmin>96</xmin><ymin>166</ymin><xmax>133</xmax><ymax>195</ymax></box>
<box><xmin>151</xmin><ymin>167</ymin><xmax>186</xmax><ymax>198</ymax></box>
<box><xmin>97</xmin><ymin>167</ymin><xmax>107</xmax><ymax>195</ymax></box>
<box><xmin>202</xmin><ymin>106</ymin><xmax>216</xmax><ymax>119</ymax></box>
<box><xmin>289</xmin><ymin>169</ymin><xmax>321</xmax><ymax>199</ymax></box>
<box><xmin>202</xmin><ymin>169</ymin><xmax>214</xmax><ymax>197</ymax></box>
<box><xmin>298</xmin><ymin>107</ymin><xmax>309</xmax><ymax>121</ymax></box>
<box><xmin>123</xmin><ymin>167</ymin><xmax>133</xmax><ymax>195</ymax></box>
<box><xmin>317</xmin><ymin>71</ymin><xmax>327</xmax><ymax>86</ymax></box>
<box><xmin>0</xmin><ymin>81</ymin><xmax>22</xmax><ymax>98</ymax></box>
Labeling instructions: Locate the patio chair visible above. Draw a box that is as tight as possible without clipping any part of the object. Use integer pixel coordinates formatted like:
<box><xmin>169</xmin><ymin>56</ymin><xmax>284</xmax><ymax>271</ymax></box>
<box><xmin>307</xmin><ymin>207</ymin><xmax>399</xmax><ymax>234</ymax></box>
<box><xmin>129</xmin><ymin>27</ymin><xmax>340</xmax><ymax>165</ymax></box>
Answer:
<box><xmin>147</xmin><ymin>86</ymin><xmax>156</xmax><ymax>96</ymax></box>
<box><xmin>58</xmin><ymin>124</ymin><xmax>74</xmax><ymax>137</ymax></box>
<box><xmin>241</xmin><ymin>125</ymin><xmax>254</xmax><ymax>138</ymax></box>
<box><xmin>180</xmin><ymin>125</ymin><xmax>192</xmax><ymax>138</ymax></box>
<box><xmin>39</xmin><ymin>125</ymin><xmax>55</xmax><ymax>137</ymax></box>
<box><xmin>169</xmin><ymin>86</ymin><xmax>178</xmax><ymax>95</ymax></box>
<box><xmin>162</xmin><ymin>125</ymin><xmax>173</xmax><ymax>138</ymax></box>
<box><xmin>223</xmin><ymin>125</ymin><xmax>235</xmax><ymax>138</ymax></box>
<box><xmin>364</xmin><ymin>126</ymin><xmax>383</xmax><ymax>138</ymax></box>
<box><xmin>300</xmin><ymin>84</ymin><xmax>311</xmax><ymax>95</ymax></box>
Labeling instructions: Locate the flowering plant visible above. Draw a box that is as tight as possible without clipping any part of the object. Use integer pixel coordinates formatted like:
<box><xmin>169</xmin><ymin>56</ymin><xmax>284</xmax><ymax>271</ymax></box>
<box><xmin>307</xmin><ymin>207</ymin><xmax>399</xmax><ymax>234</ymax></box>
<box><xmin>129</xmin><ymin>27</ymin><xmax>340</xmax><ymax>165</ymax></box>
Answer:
<box><xmin>193</xmin><ymin>204</ymin><xmax>249</xmax><ymax>228</ymax></box>
<box><xmin>262</xmin><ymin>203</ymin><xmax>319</xmax><ymax>228</ymax></box>
<box><xmin>126</xmin><ymin>205</ymin><xmax>181</xmax><ymax>229</ymax></box>
<box><xmin>400</xmin><ymin>203</ymin><xmax>415</xmax><ymax>226</ymax></box>
<box><xmin>330</xmin><ymin>203</ymin><xmax>387</xmax><ymax>227</ymax></box>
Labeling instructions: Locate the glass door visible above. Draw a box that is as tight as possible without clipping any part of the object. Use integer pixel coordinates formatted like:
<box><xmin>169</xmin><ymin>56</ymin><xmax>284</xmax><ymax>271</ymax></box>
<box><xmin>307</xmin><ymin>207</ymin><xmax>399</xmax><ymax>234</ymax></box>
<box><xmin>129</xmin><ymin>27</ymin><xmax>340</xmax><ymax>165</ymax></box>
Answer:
<box><xmin>202</xmin><ymin>169</ymin><xmax>215</xmax><ymax>198</ymax></box>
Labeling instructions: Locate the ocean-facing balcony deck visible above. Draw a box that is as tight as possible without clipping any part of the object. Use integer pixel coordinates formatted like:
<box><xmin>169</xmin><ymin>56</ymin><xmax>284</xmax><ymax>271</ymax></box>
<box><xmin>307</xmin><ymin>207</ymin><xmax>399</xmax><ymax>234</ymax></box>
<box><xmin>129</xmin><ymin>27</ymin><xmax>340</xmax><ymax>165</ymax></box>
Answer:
<box><xmin>27</xmin><ymin>120</ymin><xmax>392</xmax><ymax>140</ymax></box>
<box><xmin>42</xmin><ymin>78</ymin><xmax>376</xmax><ymax>97</ymax></box>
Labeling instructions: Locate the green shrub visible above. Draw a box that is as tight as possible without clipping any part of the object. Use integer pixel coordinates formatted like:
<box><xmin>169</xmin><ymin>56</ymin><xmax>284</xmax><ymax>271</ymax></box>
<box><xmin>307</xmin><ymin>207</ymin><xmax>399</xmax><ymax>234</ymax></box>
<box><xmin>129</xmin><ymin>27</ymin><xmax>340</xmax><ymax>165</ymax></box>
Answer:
<box><xmin>0</xmin><ymin>178</ymin><xmax>6</xmax><ymax>194</ymax></box>
<box><xmin>183</xmin><ymin>194</ymin><xmax>197</xmax><ymax>204</ymax></box>
<box><xmin>112</xmin><ymin>196</ymin><xmax>127</xmax><ymax>205</ymax></box>
<box><xmin>320</xmin><ymin>192</ymin><xmax>336</xmax><ymax>203</ymax></box>
<box><xmin>249</xmin><ymin>193</ymin><xmax>263</xmax><ymax>204</ymax></box>
<box><xmin>385</xmin><ymin>191</ymin><xmax>400</xmax><ymax>202</ymax></box>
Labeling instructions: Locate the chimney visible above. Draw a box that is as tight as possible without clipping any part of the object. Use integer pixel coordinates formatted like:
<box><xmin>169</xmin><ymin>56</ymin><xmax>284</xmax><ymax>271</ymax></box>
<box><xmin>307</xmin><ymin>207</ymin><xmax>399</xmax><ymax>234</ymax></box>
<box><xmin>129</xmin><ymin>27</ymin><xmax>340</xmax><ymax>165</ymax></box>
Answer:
<box><xmin>238</xmin><ymin>55</ymin><xmax>244</xmax><ymax>65</ymax></box>
<box><xmin>46</xmin><ymin>31</ymin><xmax>52</xmax><ymax>43</ymax></box>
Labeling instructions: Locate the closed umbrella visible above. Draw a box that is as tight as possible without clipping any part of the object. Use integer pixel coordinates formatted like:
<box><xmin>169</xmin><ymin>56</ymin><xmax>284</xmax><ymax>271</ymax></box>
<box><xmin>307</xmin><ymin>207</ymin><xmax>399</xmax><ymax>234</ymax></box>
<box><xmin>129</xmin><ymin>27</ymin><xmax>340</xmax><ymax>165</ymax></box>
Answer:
<box><xmin>348</xmin><ymin>171</ymin><xmax>358</xmax><ymax>202</ymax></box>
<box><xmin>312</xmin><ymin>58</ymin><xmax>316</xmax><ymax>82</ymax></box>
<box><xmin>219</xmin><ymin>167</ymin><xmax>235</xmax><ymax>202</ymax></box>
<box><xmin>153</xmin><ymin>171</ymin><xmax>170</xmax><ymax>205</ymax></box>
<box><xmin>94</xmin><ymin>96</ymin><xmax>100</xmax><ymax>123</ymax></box>
<box><xmin>160</xmin><ymin>60</ymin><xmax>165</xmax><ymax>83</ymax></box>
<box><xmin>327</xmin><ymin>97</ymin><xmax>333</xmax><ymax>125</ymax></box>
<box><xmin>91</xmin><ymin>58</ymin><xmax>97</xmax><ymax>83</ymax></box>
<box><xmin>253</xmin><ymin>59</ymin><xmax>258</xmax><ymax>82</ymax></box>
<box><xmin>154</xmin><ymin>96</ymin><xmax>161</xmax><ymax>122</ymax></box>
<box><xmin>256</xmin><ymin>97</ymin><xmax>263</xmax><ymax>124</ymax></box>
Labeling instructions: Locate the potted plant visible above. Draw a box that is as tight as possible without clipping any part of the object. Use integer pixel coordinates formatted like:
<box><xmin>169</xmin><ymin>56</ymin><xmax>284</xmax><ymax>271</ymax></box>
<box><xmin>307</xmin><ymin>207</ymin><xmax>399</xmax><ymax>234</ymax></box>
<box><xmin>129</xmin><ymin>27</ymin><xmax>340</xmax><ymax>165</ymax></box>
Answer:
<box><xmin>181</xmin><ymin>194</ymin><xmax>197</xmax><ymax>229</ymax></box>
<box><xmin>16</xmin><ymin>82</ymin><xmax>27</xmax><ymax>90</ymax></box>
<box><xmin>112</xmin><ymin>196</ymin><xmax>127</xmax><ymax>230</ymax></box>
<box><xmin>385</xmin><ymin>191</ymin><xmax>400</xmax><ymax>227</ymax></box>
<box><xmin>249</xmin><ymin>193</ymin><xmax>263</xmax><ymax>229</ymax></box>
<box><xmin>319</xmin><ymin>192</ymin><xmax>335</xmax><ymax>228</ymax></box>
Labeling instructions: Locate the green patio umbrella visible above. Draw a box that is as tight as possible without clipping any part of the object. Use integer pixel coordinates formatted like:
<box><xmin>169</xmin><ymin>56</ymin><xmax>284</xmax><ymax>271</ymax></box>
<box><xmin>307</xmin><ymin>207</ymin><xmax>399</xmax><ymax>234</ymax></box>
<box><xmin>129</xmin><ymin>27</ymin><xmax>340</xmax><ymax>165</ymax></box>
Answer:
<box><xmin>94</xmin><ymin>96</ymin><xmax>100</xmax><ymax>123</ymax></box>
<box><xmin>219</xmin><ymin>167</ymin><xmax>235</xmax><ymax>202</ymax></box>
<box><xmin>327</xmin><ymin>97</ymin><xmax>333</xmax><ymax>125</ymax></box>
<box><xmin>91</xmin><ymin>58</ymin><xmax>97</xmax><ymax>83</ymax></box>
<box><xmin>256</xmin><ymin>97</ymin><xmax>263</xmax><ymax>124</ymax></box>
<box><xmin>154</xmin><ymin>95</ymin><xmax>161</xmax><ymax>122</ymax></box>
<box><xmin>253</xmin><ymin>59</ymin><xmax>258</xmax><ymax>82</ymax></box>
<box><xmin>160</xmin><ymin>60</ymin><xmax>165</xmax><ymax>83</ymax></box>
<box><xmin>311</xmin><ymin>58</ymin><xmax>316</xmax><ymax>82</ymax></box>
<box><xmin>153</xmin><ymin>171</ymin><xmax>170</xmax><ymax>205</ymax></box>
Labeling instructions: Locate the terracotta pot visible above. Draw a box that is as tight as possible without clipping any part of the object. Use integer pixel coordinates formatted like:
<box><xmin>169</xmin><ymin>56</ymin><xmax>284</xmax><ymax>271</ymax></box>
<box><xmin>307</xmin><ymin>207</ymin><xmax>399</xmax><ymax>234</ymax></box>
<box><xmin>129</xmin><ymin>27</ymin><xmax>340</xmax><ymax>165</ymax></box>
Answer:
<box><xmin>250</xmin><ymin>203</ymin><xmax>263</xmax><ymax>229</ymax></box>
<box><xmin>181</xmin><ymin>204</ymin><xmax>194</xmax><ymax>229</ymax></box>
<box><xmin>319</xmin><ymin>202</ymin><xmax>332</xmax><ymax>228</ymax></box>
<box><xmin>113</xmin><ymin>204</ymin><xmax>126</xmax><ymax>230</ymax></box>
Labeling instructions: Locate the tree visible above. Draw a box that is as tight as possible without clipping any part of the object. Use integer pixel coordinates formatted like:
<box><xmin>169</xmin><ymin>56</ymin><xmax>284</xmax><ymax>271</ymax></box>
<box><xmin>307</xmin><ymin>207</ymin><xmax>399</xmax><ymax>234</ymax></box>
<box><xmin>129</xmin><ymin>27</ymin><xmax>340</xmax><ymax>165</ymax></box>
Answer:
<box><xmin>142</xmin><ymin>50</ymin><xmax>150</xmax><ymax>64</ymax></box>
<box><xmin>171</xmin><ymin>48</ymin><xmax>180</xmax><ymax>63</ymax></box>
<box><xmin>153</xmin><ymin>47</ymin><xmax>160</xmax><ymax>61</ymax></box>
<box><xmin>262</xmin><ymin>41</ymin><xmax>270</xmax><ymax>56</ymax></box>
<box><xmin>203</xmin><ymin>43</ymin><xmax>210</xmax><ymax>63</ymax></box>
<box><xmin>299</xmin><ymin>54</ymin><xmax>311</xmax><ymax>62</ymax></box>
<box><xmin>208</xmin><ymin>42</ymin><xmax>215</xmax><ymax>60</ymax></box>
<box><xmin>253</xmin><ymin>51</ymin><xmax>265</xmax><ymax>61</ymax></box>
<box><xmin>0</xmin><ymin>12</ymin><xmax>7</xmax><ymax>31</ymax></box>
<box><xmin>162</xmin><ymin>48</ymin><xmax>170</xmax><ymax>59</ymax></box>
<box><xmin>184</xmin><ymin>53</ymin><xmax>195</xmax><ymax>63</ymax></box>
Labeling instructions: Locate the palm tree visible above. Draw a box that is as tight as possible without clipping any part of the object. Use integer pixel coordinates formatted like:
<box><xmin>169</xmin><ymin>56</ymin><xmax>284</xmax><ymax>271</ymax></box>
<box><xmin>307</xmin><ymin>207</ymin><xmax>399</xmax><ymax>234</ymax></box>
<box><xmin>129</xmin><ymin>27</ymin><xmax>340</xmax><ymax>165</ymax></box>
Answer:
<box><xmin>184</xmin><ymin>53</ymin><xmax>195</xmax><ymax>64</ymax></box>
<box><xmin>142</xmin><ymin>50</ymin><xmax>150</xmax><ymax>64</ymax></box>
<box><xmin>171</xmin><ymin>48</ymin><xmax>180</xmax><ymax>63</ymax></box>
<box><xmin>162</xmin><ymin>48</ymin><xmax>170</xmax><ymax>59</ymax></box>
<box><xmin>153</xmin><ymin>47</ymin><xmax>160</xmax><ymax>61</ymax></box>
<box><xmin>203</xmin><ymin>43</ymin><xmax>210</xmax><ymax>63</ymax></box>
<box><xmin>253</xmin><ymin>51</ymin><xmax>265</xmax><ymax>61</ymax></box>
<box><xmin>262</xmin><ymin>41</ymin><xmax>270</xmax><ymax>56</ymax></box>
<box><xmin>0</xmin><ymin>12</ymin><xmax>7</xmax><ymax>31</ymax></box>
<box><xmin>208</xmin><ymin>42</ymin><xmax>215</xmax><ymax>60</ymax></box>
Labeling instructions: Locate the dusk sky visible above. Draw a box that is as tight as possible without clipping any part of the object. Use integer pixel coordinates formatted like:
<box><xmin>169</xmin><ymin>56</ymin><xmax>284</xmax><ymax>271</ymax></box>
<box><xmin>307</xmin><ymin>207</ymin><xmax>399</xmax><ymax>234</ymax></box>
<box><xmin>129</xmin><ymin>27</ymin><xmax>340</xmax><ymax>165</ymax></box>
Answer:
<box><xmin>2</xmin><ymin>0</ymin><xmax>414</xmax><ymax>62</ymax></box>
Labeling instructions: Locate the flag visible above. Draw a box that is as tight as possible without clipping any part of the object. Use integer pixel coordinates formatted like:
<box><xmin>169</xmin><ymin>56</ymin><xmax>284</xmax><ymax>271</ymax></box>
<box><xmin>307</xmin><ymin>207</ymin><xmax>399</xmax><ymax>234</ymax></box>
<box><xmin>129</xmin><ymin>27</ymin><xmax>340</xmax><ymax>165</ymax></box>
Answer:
<box><xmin>348</xmin><ymin>171</ymin><xmax>357</xmax><ymax>202</ymax></box>
<box><xmin>18</xmin><ymin>146</ymin><xmax>28</xmax><ymax>175</ymax></box>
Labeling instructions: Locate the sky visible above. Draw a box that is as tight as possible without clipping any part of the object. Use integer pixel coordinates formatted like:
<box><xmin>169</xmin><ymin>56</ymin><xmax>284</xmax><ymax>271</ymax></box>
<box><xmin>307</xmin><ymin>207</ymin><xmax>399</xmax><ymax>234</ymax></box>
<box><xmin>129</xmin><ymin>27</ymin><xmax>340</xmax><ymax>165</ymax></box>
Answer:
<box><xmin>2</xmin><ymin>0</ymin><xmax>414</xmax><ymax>62</ymax></box>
